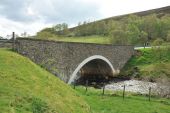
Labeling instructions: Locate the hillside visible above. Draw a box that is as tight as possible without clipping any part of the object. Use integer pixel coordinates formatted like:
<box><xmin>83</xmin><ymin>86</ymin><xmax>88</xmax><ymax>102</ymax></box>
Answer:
<box><xmin>121</xmin><ymin>46</ymin><xmax>170</xmax><ymax>83</ymax></box>
<box><xmin>0</xmin><ymin>49</ymin><xmax>90</xmax><ymax>113</ymax></box>
<box><xmin>64</xmin><ymin>6</ymin><xmax>170</xmax><ymax>33</ymax></box>
<box><xmin>36</xmin><ymin>6</ymin><xmax>170</xmax><ymax>45</ymax></box>
<box><xmin>69</xmin><ymin>6</ymin><xmax>170</xmax><ymax>31</ymax></box>
<box><xmin>97</xmin><ymin>5</ymin><xmax>170</xmax><ymax>22</ymax></box>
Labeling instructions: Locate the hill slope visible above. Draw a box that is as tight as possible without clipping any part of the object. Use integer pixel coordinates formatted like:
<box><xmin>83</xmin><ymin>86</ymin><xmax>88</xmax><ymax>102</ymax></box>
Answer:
<box><xmin>0</xmin><ymin>49</ymin><xmax>90</xmax><ymax>113</ymax></box>
<box><xmin>36</xmin><ymin>6</ymin><xmax>170</xmax><ymax>45</ymax></box>
<box><xmin>121</xmin><ymin>47</ymin><xmax>170</xmax><ymax>82</ymax></box>
<box><xmin>99</xmin><ymin>5</ymin><xmax>170</xmax><ymax>22</ymax></box>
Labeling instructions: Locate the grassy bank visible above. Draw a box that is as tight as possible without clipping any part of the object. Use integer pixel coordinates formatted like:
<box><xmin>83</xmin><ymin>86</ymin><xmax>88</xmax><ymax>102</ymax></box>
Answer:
<box><xmin>0</xmin><ymin>49</ymin><xmax>90</xmax><ymax>113</ymax></box>
<box><xmin>121</xmin><ymin>46</ymin><xmax>170</xmax><ymax>82</ymax></box>
<box><xmin>75</xmin><ymin>86</ymin><xmax>170</xmax><ymax>113</ymax></box>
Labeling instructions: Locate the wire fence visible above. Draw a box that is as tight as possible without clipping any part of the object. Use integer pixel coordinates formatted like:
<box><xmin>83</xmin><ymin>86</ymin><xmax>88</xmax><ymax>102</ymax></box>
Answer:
<box><xmin>72</xmin><ymin>80</ymin><xmax>170</xmax><ymax>101</ymax></box>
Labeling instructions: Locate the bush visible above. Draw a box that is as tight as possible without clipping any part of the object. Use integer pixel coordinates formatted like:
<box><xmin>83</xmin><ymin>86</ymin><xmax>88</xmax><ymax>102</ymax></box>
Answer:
<box><xmin>152</xmin><ymin>38</ymin><xmax>164</xmax><ymax>46</ymax></box>
<box><xmin>32</xmin><ymin>98</ymin><xmax>49</xmax><ymax>113</ymax></box>
<box><xmin>136</xmin><ymin>56</ymin><xmax>148</xmax><ymax>64</ymax></box>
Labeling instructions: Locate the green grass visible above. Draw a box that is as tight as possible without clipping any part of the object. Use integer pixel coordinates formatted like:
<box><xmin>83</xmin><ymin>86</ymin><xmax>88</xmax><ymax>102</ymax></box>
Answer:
<box><xmin>121</xmin><ymin>46</ymin><xmax>170</xmax><ymax>81</ymax></box>
<box><xmin>75</xmin><ymin>86</ymin><xmax>170</xmax><ymax>113</ymax></box>
<box><xmin>1</xmin><ymin>48</ymin><xmax>170</xmax><ymax>113</ymax></box>
<box><xmin>0</xmin><ymin>49</ymin><xmax>90</xmax><ymax>113</ymax></box>
<box><xmin>130</xmin><ymin>47</ymin><xmax>170</xmax><ymax>66</ymax></box>
<box><xmin>38</xmin><ymin>35</ymin><xmax>111</xmax><ymax>44</ymax></box>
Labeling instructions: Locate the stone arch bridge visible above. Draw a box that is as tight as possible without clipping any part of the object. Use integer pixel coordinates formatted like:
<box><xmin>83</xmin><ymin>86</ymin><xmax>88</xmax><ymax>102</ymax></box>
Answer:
<box><xmin>15</xmin><ymin>38</ymin><xmax>134</xmax><ymax>84</ymax></box>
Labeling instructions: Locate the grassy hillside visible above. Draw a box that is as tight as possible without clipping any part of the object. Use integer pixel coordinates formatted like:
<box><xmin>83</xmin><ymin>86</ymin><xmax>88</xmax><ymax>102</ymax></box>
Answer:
<box><xmin>97</xmin><ymin>6</ymin><xmax>170</xmax><ymax>22</ymax></box>
<box><xmin>0</xmin><ymin>49</ymin><xmax>90</xmax><ymax>113</ymax></box>
<box><xmin>121</xmin><ymin>46</ymin><xmax>170</xmax><ymax>82</ymax></box>
<box><xmin>76</xmin><ymin>86</ymin><xmax>170</xmax><ymax>113</ymax></box>
<box><xmin>37</xmin><ymin>7</ymin><xmax>170</xmax><ymax>45</ymax></box>
<box><xmin>35</xmin><ymin>6</ymin><xmax>170</xmax><ymax>46</ymax></box>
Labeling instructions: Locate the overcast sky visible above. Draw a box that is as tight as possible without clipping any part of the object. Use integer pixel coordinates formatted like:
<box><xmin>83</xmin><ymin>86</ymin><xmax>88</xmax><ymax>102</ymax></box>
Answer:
<box><xmin>0</xmin><ymin>0</ymin><xmax>170</xmax><ymax>37</ymax></box>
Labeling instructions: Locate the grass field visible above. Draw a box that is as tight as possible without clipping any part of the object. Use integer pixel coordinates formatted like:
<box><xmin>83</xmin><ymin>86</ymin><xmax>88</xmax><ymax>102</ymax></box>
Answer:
<box><xmin>75</xmin><ymin>86</ymin><xmax>170</xmax><ymax>113</ymax></box>
<box><xmin>0</xmin><ymin>49</ymin><xmax>90</xmax><ymax>113</ymax></box>
<box><xmin>38</xmin><ymin>35</ymin><xmax>111</xmax><ymax>44</ymax></box>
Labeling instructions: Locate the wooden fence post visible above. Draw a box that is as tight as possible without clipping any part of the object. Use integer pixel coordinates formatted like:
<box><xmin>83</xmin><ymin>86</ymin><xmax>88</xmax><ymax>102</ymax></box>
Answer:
<box><xmin>73</xmin><ymin>82</ymin><xmax>76</xmax><ymax>89</ymax></box>
<box><xmin>85</xmin><ymin>80</ymin><xmax>88</xmax><ymax>93</ymax></box>
<box><xmin>149</xmin><ymin>87</ymin><xmax>151</xmax><ymax>101</ymax></box>
<box><xmin>102</xmin><ymin>83</ymin><xmax>105</xmax><ymax>96</ymax></box>
<box><xmin>123</xmin><ymin>85</ymin><xmax>125</xmax><ymax>100</ymax></box>
<box><xmin>12</xmin><ymin>32</ymin><xmax>15</xmax><ymax>51</ymax></box>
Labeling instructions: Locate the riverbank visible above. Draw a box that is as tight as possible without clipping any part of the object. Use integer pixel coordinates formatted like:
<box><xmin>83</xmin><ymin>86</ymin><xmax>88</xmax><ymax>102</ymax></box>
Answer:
<box><xmin>106</xmin><ymin>80</ymin><xmax>156</xmax><ymax>94</ymax></box>
<box><xmin>105</xmin><ymin>79</ymin><xmax>170</xmax><ymax>98</ymax></box>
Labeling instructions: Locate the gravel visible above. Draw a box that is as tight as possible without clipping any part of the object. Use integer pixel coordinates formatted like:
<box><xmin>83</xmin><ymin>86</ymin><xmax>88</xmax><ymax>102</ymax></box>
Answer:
<box><xmin>105</xmin><ymin>80</ymin><xmax>159</xmax><ymax>94</ymax></box>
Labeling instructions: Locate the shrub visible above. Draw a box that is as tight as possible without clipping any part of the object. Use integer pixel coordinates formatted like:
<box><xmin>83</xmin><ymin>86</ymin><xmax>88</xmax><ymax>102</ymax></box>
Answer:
<box><xmin>136</xmin><ymin>56</ymin><xmax>148</xmax><ymax>64</ymax></box>
<box><xmin>152</xmin><ymin>38</ymin><xmax>164</xmax><ymax>46</ymax></box>
<box><xmin>32</xmin><ymin>98</ymin><xmax>49</xmax><ymax>113</ymax></box>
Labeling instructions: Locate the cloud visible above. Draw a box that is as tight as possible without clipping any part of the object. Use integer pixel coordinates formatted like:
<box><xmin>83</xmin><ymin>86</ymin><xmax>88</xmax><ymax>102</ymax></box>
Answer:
<box><xmin>82</xmin><ymin>0</ymin><xmax>170</xmax><ymax>18</ymax></box>
<box><xmin>106</xmin><ymin>0</ymin><xmax>170</xmax><ymax>17</ymax></box>
<box><xmin>0</xmin><ymin>0</ymin><xmax>101</xmax><ymax>24</ymax></box>
<box><xmin>0</xmin><ymin>16</ymin><xmax>52</xmax><ymax>37</ymax></box>
<box><xmin>0</xmin><ymin>0</ymin><xmax>38</xmax><ymax>22</ymax></box>
<box><xmin>0</xmin><ymin>0</ymin><xmax>170</xmax><ymax>37</ymax></box>
<box><xmin>0</xmin><ymin>0</ymin><xmax>101</xmax><ymax>37</ymax></box>
<box><xmin>30</xmin><ymin>0</ymin><xmax>101</xmax><ymax>23</ymax></box>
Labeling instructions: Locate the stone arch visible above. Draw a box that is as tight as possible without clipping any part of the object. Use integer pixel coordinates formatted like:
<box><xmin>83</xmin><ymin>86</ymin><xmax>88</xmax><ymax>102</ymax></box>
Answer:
<box><xmin>68</xmin><ymin>55</ymin><xmax>115</xmax><ymax>84</ymax></box>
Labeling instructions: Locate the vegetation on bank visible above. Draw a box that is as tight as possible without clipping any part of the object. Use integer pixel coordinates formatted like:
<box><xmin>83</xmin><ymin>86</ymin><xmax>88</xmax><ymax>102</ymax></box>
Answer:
<box><xmin>121</xmin><ymin>45</ymin><xmax>170</xmax><ymax>83</ymax></box>
<box><xmin>0</xmin><ymin>49</ymin><xmax>90</xmax><ymax>113</ymax></box>
<box><xmin>75</xmin><ymin>86</ymin><xmax>170</xmax><ymax>113</ymax></box>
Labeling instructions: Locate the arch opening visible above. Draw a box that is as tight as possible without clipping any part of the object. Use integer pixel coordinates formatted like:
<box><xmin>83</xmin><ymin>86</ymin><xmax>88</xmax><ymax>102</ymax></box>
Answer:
<box><xmin>68</xmin><ymin>55</ymin><xmax>116</xmax><ymax>87</ymax></box>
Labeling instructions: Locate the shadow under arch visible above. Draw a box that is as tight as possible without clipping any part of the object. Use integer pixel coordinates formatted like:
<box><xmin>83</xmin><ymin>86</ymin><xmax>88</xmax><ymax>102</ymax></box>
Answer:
<box><xmin>68</xmin><ymin>55</ymin><xmax>116</xmax><ymax>84</ymax></box>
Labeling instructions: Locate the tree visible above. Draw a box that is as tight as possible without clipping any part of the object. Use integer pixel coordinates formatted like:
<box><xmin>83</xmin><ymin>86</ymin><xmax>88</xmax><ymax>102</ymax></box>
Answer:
<box><xmin>36</xmin><ymin>31</ymin><xmax>54</xmax><ymax>39</ymax></box>
<box><xmin>152</xmin><ymin>38</ymin><xmax>164</xmax><ymax>46</ymax></box>
<box><xmin>53</xmin><ymin>24</ymin><xmax>62</xmax><ymax>32</ymax></box>
<box><xmin>62</xmin><ymin>23</ymin><xmax>69</xmax><ymax>35</ymax></box>
<box><xmin>141</xmin><ymin>14</ymin><xmax>159</xmax><ymax>41</ymax></box>
<box><xmin>126</xmin><ymin>24</ymin><xmax>140</xmax><ymax>44</ymax></box>
<box><xmin>160</xmin><ymin>15</ymin><xmax>170</xmax><ymax>40</ymax></box>
<box><xmin>110</xmin><ymin>29</ymin><xmax>129</xmax><ymax>45</ymax></box>
<box><xmin>106</xmin><ymin>20</ymin><xmax>119</xmax><ymax>36</ymax></box>
<box><xmin>94</xmin><ymin>21</ymin><xmax>106</xmax><ymax>35</ymax></box>
<box><xmin>139</xmin><ymin>31</ymin><xmax>148</xmax><ymax>47</ymax></box>
<box><xmin>53</xmin><ymin>23</ymin><xmax>69</xmax><ymax>36</ymax></box>
<box><xmin>152</xmin><ymin>38</ymin><xmax>164</xmax><ymax>60</ymax></box>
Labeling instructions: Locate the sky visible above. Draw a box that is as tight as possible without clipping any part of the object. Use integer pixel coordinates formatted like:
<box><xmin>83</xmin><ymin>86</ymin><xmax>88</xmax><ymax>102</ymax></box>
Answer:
<box><xmin>0</xmin><ymin>0</ymin><xmax>170</xmax><ymax>37</ymax></box>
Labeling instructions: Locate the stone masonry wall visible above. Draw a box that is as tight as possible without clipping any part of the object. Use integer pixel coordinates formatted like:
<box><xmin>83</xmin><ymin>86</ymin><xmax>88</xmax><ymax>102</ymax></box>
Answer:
<box><xmin>15</xmin><ymin>38</ymin><xmax>134</xmax><ymax>82</ymax></box>
<box><xmin>0</xmin><ymin>42</ymin><xmax>12</xmax><ymax>48</ymax></box>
